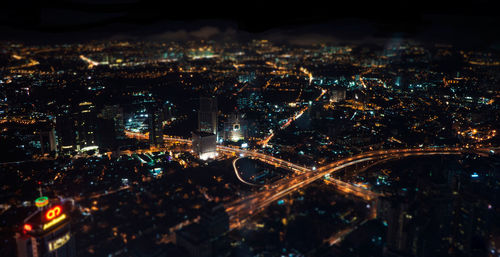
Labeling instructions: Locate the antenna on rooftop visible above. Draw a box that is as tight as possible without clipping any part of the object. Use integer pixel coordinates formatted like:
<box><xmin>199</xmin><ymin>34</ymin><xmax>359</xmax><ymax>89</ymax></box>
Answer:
<box><xmin>34</xmin><ymin>181</ymin><xmax>49</xmax><ymax>209</ymax></box>
<box><xmin>38</xmin><ymin>181</ymin><xmax>43</xmax><ymax>198</ymax></box>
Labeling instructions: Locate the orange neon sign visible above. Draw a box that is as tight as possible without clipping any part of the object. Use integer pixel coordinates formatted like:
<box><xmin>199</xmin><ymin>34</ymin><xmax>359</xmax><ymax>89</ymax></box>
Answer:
<box><xmin>45</xmin><ymin>206</ymin><xmax>62</xmax><ymax>221</ymax></box>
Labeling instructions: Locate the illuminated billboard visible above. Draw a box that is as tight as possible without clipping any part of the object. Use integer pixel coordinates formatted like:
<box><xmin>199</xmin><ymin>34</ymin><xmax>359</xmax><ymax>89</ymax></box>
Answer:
<box><xmin>43</xmin><ymin>214</ymin><xmax>67</xmax><ymax>230</ymax></box>
<box><xmin>45</xmin><ymin>205</ymin><xmax>62</xmax><ymax>221</ymax></box>
<box><xmin>48</xmin><ymin>232</ymin><xmax>71</xmax><ymax>251</ymax></box>
<box><xmin>42</xmin><ymin>205</ymin><xmax>67</xmax><ymax>230</ymax></box>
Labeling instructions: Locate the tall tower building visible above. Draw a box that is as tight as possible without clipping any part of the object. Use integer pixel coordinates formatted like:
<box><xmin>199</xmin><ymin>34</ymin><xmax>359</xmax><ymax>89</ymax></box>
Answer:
<box><xmin>223</xmin><ymin>113</ymin><xmax>248</xmax><ymax>142</ymax></box>
<box><xmin>96</xmin><ymin>105</ymin><xmax>125</xmax><ymax>149</ymax></box>
<box><xmin>198</xmin><ymin>97</ymin><xmax>217</xmax><ymax>136</ymax></box>
<box><xmin>39</xmin><ymin>129</ymin><xmax>57</xmax><ymax>155</ymax></box>
<box><xmin>149</xmin><ymin>108</ymin><xmax>164</xmax><ymax>147</ymax></box>
<box><xmin>75</xmin><ymin>102</ymin><xmax>97</xmax><ymax>151</ymax></box>
<box><xmin>191</xmin><ymin>131</ymin><xmax>217</xmax><ymax>160</ymax></box>
<box><xmin>193</xmin><ymin>97</ymin><xmax>217</xmax><ymax>160</ymax></box>
<box><xmin>15</xmin><ymin>197</ymin><xmax>76</xmax><ymax>257</ymax></box>
<box><xmin>98</xmin><ymin>105</ymin><xmax>125</xmax><ymax>139</ymax></box>
<box><xmin>55</xmin><ymin>114</ymin><xmax>76</xmax><ymax>153</ymax></box>
<box><xmin>378</xmin><ymin>198</ymin><xmax>414</xmax><ymax>254</ymax></box>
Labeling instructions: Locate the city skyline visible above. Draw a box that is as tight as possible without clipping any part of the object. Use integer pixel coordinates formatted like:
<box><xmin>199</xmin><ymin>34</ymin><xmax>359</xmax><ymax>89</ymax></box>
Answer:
<box><xmin>1</xmin><ymin>5</ymin><xmax>500</xmax><ymax>257</ymax></box>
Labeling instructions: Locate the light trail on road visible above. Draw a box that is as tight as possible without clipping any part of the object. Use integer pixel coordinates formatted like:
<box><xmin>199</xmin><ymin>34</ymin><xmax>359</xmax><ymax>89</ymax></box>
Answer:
<box><xmin>122</xmin><ymin>131</ymin><xmax>496</xmax><ymax>234</ymax></box>
<box><xmin>79</xmin><ymin>55</ymin><xmax>99</xmax><ymax>68</ymax></box>
<box><xmin>232</xmin><ymin>157</ymin><xmax>260</xmax><ymax>186</ymax></box>
<box><xmin>257</xmin><ymin>69</ymin><xmax>324</xmax><ymax>147</ymax></box>
<box><xmin>225</xmin><ymin>147</ymin><xmax>491</xmax><ymax>230</ymax></box>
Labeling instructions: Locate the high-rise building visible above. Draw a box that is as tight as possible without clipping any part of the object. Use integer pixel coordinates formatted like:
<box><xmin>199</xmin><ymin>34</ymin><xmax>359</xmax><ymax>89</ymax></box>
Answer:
<box><xmin>55</xmin><ymin>102</ymin><xmax>97</xmax><ymax>153</ymax></box>
<box><xmin>378</xmin><ymin>197</ymin><xmax>413</xmax><ymax>255</ymax></box>
<box><xmin>191</xmin><ymin>131</ymin><xmax>216</xmax><ymax>160</ymax></box>
<box><xmin>451</xmin><ymin>193</ymin><xmax>492</xmax><ymax>256</ymax></box>
<box><xmin>237</xmin><ymin>72</ymin><xmax>256</xmax><ymax>84</ymax></box>
<box><xmin>394</xmin><ymin>75</ymin><xmax>407</xmax><ymax>88</ymax></box>
<box><xmin>192</xmin><ymin>97</ymin><xmax>217</xmax><ymax>160</ymax></box>
<box><xmin>330</xmin><ymin>88</ymin><xmax>346</xmax><ymax>103</ymax></box>
<box><xmin>223</xmin><ymin>113</ymin><xmax>248</xmax><ymax>142</ymax></box>
<box><xmin>379</xmin><ymin>195</ymin><xmax>456</xmax><ymax>257</ymax></box>
<box><xmin>237</xmin><ymin>92</ymin><xmax>263</xmax><ymax>110</ymax></box>
<box><xmin>98</xmin><ymin>105</ymin><xmax>125</xmax><ymax>138</ymax></box>
<box><xmin>95</xmin><ymin>118</ymin><xmax>115</xmax><ymax>150</ymax></box>
<box><xmin>149</xmin><ymin>108</ymin><xmax>164</xmax><ymax>147</ymax></box>
<box><xmin>75</xmin><ymin>102</ymin><xmax>97</xmax><ymax>151</ymax></box>
<box><xmin>378</xmin><ymin>167</ymin><xmax>462</xmax><ymax>257</ymax></box>
<box><xmin>55</xmin><ymin>114</ymin><xmax>76</xmax><ymax>153</ymax></box>
<box><xmin>198</xmin><ymin>97</ymin><xmax>217</xmax><ymax>136</ymax></box>
<box><xmin>15</xmin><ymin>197</ymin><xmax>76</xmax><ymax>257</ymax></box>
<box><xmin>96</xmin><ymin>105</ymin><xmax>125</xmax><ymax>150</ymax></box>
<box><xmin>39</xmin><ymin>129</ymin><xmax>57</xmax><ymax>155</ymax></box>
<box><xmin>162</xmin><ymin>101</ymin><xmax>174</xmax><ymax>121</ymax></box>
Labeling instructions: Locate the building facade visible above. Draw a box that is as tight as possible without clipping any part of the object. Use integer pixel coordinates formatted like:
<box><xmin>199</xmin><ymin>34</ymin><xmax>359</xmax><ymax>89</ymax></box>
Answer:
<box><xmin>223</xmin><ymin>113</ymin><xmax>248</xmax><ymax>142</ymax></box>
<box><xmin>16</xmin><ymin>198</ymin><xmax>76</xmax><ymax>257</ymax></box>
<box><xmin>148</xmin><ymin>108</ymin><xmax>164</xmax><ymax>147</ymax></box>
<box><xmin>191</xmin><ymin>131</ymin><xmax>216</xmax><ymax>160</ymax></box>
<box><xmin>198</xmin><ymin>97</ymin><xmax>217</xmax><ymax>136</ymax></box>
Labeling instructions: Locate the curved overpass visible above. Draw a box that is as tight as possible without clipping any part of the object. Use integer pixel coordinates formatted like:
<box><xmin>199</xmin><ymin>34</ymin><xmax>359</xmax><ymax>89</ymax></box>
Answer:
<box><xmin>232</xmin><ymin>157</ymin><xmax>260</xmax><ymax>186</ymax></box>
<box><xmin>225</xmin><ymin>147</ymin><xmax>493</xmax><ymax>229</ymax></box>
<box><xmin>124</xmin><ymin>131</ymin><xmax>496</xmax><ymax>229</ymax></box>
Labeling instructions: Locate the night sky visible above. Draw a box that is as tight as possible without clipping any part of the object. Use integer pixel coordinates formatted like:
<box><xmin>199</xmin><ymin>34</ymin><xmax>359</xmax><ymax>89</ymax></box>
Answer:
<box><xmin>1</xmin><ymin>0</ymin><xmax>500</xmax><ymax>47</ymax></box>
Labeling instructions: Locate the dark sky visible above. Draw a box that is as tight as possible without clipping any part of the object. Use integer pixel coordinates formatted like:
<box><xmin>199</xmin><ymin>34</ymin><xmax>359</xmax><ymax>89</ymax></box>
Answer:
<box><xmin>1</xmin><ymin>0</ymin><xmax>500</xmax><ymax>47</ymax></box>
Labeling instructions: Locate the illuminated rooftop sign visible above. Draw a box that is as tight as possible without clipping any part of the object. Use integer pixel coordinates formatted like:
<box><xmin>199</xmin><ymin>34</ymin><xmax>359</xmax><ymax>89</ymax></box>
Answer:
<box><xmin>48</xmin><ymin>232</ymin><xmax>71</xmax><ymax>251</ymax></box>
<box><xmin>45</xmin><ymin>205</ymin><xmax>62</xmax><ymax>221</ymax></box>
<box><xmin>42</xmin><ymin>205</ymin><xmax>66</xmax><ymax>230</ymax></box>
<box><xmin>43</xmin><ymin>214</ymin><xmax>66</xmax><ymax>230</ymax></box>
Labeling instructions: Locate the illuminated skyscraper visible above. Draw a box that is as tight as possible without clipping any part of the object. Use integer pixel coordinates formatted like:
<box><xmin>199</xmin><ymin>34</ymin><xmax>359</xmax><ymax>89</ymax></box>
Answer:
<box><xmin>198</xmin><ymin>97</ymin><xmax>217</xmax><ymax>136</ymax></box>
<box><xmin>55</xmin><ymin>114</ymin><xmax>76</xmax><ymax>153</ymax></box>
<box><xmin>149</xmin><ymin>107</ymin><xmax>164</xmax><ymax>147</ymax></box>
<box><xmin>191</xmin><ymin>131</ymin><xmax>217</xmax><ymax>160</ymax></box>
<box><xmin>75</xmin><ymin>101</ymin><xmax>97</xmax><ymax>151</ymax></box>
<box><xmin>15</xmin><ymin>197</ymin><xmax>76</xmax><ymax>257</ymax></box>
<box><xmin>223</xmin><ymin>113</ymin><xmax>248</xmax><ymax>142</ymax></box>
<box><xmin>193</xmin><ymin>97</ymin><xmax>217</xmax><ymax>160</ymax></box>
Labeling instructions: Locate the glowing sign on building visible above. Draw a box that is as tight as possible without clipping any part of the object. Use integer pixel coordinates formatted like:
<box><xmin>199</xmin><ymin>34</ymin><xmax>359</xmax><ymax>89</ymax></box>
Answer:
<box><xmin>42</xmin><ymin>205</ymin><xmax>66</xmax><ymax>230</ymax></box>
<box><xmin>45</xmin><ymin>205</ymin><xmax>62</xmax><ymax>221</ymax></box>
<box><xmin>43</xmin><ymin>214</ymin><xmax>67</xmax><ymax>230</ymax></box>
<box><xmin>48</xmin><ymin>232</ymin><xmax>71</xmax><ymax>251</ymax></box>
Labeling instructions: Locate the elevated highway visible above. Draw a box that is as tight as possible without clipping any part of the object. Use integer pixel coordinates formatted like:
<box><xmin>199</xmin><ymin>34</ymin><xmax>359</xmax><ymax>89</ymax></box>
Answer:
<box><xmin>124</xmin><ymin>131</ymin><xmax>496</xmax><ymax>229</ymax></box>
